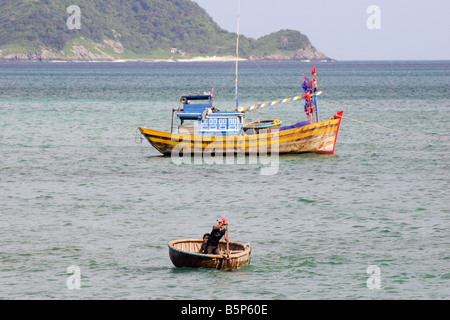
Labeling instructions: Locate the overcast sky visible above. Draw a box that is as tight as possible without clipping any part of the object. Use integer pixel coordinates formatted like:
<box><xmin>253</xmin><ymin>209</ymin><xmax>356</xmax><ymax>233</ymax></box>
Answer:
<box><xmin>193</xmin><ymin>0</ymin><xmax>450</xmax><ymax>60</ymax></box>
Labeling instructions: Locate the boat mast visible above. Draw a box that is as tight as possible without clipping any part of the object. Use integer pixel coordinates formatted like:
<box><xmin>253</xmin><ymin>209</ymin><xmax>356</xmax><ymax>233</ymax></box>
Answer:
<box><xmin>235</xmin><ymin>0</ymin><xmax>240</xmax><ymax>108</ymax></box>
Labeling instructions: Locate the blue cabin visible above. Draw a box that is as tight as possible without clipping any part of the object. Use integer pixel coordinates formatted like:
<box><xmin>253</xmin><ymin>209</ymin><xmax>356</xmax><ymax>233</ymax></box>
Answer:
<box><xmin>177</xmin><ymin>93</ymin><xmax>244</xmax><ymax>137</ymax></box>
<box><xmin>178</xmin><ymin>94</ymin><xmax>212</xmax><ymax>121</ymax></box>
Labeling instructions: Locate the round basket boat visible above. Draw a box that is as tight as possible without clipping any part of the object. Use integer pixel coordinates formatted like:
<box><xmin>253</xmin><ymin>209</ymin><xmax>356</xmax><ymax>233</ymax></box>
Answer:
<box><xmin>168</xmin><ymin>239</ymin><xmax>252</xmax><ymax>270</ymax></box>
<box><xmin>243</xmin><ymin>119</ymin><xmax>282</xmax><ymax>134</ymax></box>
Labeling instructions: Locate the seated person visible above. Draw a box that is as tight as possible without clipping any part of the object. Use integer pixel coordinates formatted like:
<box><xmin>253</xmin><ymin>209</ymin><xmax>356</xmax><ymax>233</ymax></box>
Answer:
<box><xmin>199</xmin><ymin>233</ymin><xmax>210</xmax><ymax>253</ymax></box>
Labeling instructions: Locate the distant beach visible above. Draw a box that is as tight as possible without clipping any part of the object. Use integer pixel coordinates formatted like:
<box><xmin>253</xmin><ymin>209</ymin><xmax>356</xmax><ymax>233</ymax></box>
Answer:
<box><xmin>0</xmin><ymin>55</ymin><xmax>248</xmax><ymax>63</ymax></box>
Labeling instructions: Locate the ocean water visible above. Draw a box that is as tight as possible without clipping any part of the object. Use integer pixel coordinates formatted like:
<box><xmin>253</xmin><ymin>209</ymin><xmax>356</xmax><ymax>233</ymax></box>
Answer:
<box><xmin>0</xmin><ymin>61</ymin><xmax>449</xmax><ymax>300</ymax></box>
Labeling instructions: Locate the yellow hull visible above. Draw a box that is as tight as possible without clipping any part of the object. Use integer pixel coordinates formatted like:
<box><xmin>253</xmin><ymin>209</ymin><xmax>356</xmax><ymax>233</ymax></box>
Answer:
<box><xmin>139</xmin><ymin>111</ymin><xmax>343</xmax><ymax>155</ymax></box>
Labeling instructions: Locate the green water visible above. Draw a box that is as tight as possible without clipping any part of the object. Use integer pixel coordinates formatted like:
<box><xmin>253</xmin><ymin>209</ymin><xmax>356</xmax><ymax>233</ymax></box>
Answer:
<box><xmin>0</xmin><ymin>61</ymin><xmax>449</xmax><ymax>299</ymax></box>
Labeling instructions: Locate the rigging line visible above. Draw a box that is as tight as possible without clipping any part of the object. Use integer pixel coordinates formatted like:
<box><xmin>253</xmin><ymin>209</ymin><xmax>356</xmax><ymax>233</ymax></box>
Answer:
<box><xmin>235</xmin><ymin>0</ymin><xmax>241</xmax><ymax>108</ymax></box>
<box><xmin>213</xmin><ymin>61</ymin><xmax>236</xmax><ymax>105</ymax></box>
<box><xmin>342</xmin><ymin>116</ymin><xmax>450</xmax><ymax>142</ymax></box>
<box><xmin>249</xmin><ymin>59</ymin><xmax>285</xmax><ymax>97</ymax></box>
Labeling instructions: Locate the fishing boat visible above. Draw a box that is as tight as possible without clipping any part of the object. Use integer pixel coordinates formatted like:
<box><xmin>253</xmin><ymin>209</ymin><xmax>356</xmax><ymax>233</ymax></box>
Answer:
<box><xmin>138</xmin><ymin>5</ymin><xmax>343</xmax><ymax>156</ymax></box>
<box><xmin>168</xmin><ymin>239</ymin><xmax>252</xmax><ymax>270</ymax></box>
<box><xmin>138</xmin><ymin>91</ymin><xmax>343</xmax><ymax>156</ymax></box>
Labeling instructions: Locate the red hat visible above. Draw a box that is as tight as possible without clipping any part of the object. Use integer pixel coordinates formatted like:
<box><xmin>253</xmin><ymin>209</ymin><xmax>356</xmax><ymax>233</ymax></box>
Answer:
<box><xmin>218</xmin><ymin>217</ymin><xmax>227</xmax><ymax>223</ymax></box>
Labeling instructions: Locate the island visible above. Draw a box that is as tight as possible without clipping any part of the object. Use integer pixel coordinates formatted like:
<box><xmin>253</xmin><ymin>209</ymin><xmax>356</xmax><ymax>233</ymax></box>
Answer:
<box><xmin>0</xmin><ymin>0</ymin><xmax>332</xmax><ymax>62</ymax></box>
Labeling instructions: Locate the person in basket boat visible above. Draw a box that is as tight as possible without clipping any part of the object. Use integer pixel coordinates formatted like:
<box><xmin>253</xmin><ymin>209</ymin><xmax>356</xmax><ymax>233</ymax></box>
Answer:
<box><xmin>199</xmin><ymin>233</ymin><xmax>210</xmax><ymax>253</ymax></box>
<box><xmin>203</xmin><ymin>217</ymin><xmax>229</xmax><ymax>254</ymax></box>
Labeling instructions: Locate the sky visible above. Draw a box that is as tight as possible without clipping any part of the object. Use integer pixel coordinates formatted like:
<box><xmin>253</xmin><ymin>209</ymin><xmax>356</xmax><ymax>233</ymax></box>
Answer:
<box><xmin>193</xmin><ymin>0</ymin><xmax>450</xmax><ymax>60</ymax></box>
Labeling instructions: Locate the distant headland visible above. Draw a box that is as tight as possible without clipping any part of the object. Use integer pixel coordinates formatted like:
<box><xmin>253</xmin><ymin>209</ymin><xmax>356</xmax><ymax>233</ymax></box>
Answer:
<box><xmin>0</xmin><ymin>0</ymin><xmax>332</xmax><ymax>62</ymax></box>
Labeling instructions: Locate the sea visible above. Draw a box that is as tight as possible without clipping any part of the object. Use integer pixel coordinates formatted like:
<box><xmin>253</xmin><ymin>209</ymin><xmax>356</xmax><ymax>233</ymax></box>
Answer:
<box><xmin>0</xmin><ymin>60</ymin><xmax>449</xmax><ymax>300</ymax></box>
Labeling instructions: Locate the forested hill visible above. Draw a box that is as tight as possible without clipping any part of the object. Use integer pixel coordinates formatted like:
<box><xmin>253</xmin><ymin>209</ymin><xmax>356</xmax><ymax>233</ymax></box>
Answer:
<box><xmin>0</xmin><ymin>0</ymin><xmax>331</xmax><ymax>61</ymax></box>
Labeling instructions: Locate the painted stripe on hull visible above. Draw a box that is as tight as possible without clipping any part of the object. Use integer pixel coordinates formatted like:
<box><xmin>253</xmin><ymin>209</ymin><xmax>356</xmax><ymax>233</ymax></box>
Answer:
<box><xmin>139</xmin><ymin>111</ymin><xmax>343</xmax><ymax>155</ymax></box>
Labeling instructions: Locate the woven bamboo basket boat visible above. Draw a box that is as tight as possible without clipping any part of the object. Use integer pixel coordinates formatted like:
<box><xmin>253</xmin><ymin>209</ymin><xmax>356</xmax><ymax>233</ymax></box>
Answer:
<box><xmin>168</xmin><ymin>239</ymin><xmax>252</xmax><ymax>270</ymax></box>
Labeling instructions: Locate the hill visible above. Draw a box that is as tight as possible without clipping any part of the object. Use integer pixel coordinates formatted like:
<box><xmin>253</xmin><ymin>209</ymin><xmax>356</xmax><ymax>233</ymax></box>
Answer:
<box><xmin>0</xmin><ymin>0</ymin><xmax>331</xmax><ymax>61</ymax></box>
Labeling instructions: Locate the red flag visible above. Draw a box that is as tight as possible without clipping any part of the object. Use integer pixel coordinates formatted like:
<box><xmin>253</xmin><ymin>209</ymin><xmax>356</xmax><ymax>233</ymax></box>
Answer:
<box><xmin>311</xmin><ymin>66</ymin><xmax>316</xmax><ymax>76</ymax></box>
<box><xmin>304</xmin><ymin>91</ymin><xmax>311</xmax><ymax>101</ymax></box>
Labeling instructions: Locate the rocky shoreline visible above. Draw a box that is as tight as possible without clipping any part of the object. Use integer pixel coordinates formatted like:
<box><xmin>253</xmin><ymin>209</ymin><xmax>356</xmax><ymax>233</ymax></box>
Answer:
<box><xmin>0</xmin><ymin>47</ymin><xmax>333</xmax><ymax>63</ymax></box>
<box><xmin>0</xmin><ymin>54</ymin><xmax>334</xmax><ymax>63</ymax></box>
